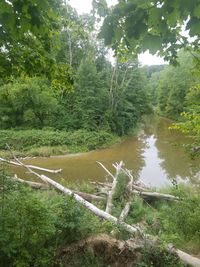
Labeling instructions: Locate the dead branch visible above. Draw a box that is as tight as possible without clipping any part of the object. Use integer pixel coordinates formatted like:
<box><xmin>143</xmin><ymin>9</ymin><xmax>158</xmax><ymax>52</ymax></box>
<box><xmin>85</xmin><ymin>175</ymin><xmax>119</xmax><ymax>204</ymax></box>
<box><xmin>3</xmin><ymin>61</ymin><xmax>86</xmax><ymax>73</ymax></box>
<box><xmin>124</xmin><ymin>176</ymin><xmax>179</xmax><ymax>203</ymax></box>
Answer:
<box><xmin>132</xmin><ymin>190</ymin><xmax>179</xmax><ymax>201</ymax></box>
<box><xmin>118</xmin><ymin>200</ymin><xmax>132</xmax><ymax>223</ymax></box>
<box><xmin>0</xmin><ymin>157</ymin><xmax>62</xmax><ymax>174</ymax></box>
<box><xmin>96</xmin><ymin>161</ymin><xmax>115</xmax><ymax>180</ymax></box>
<box><xmin>105</xmin><ymin>161</ymin><xmax>123</xmax><ymax>214</ymax></box>
<box><xmin>119</xmin><ymin>167</ymin><xmax>135</xmax><ymax>222</ymax></box>
<box><xmin>12</xmin><ymin>175</ymin><xmax>49</xmax><ymax>190</ymax></box>
<box><xmin>11</xmin><ymin>175</ymin><xmax>105</xmax><ymax>202</ymax></box>
<box><xmin>90</xmin><ymin>181</ymin><xmax>112</xmax><ymax>188</ymax></box>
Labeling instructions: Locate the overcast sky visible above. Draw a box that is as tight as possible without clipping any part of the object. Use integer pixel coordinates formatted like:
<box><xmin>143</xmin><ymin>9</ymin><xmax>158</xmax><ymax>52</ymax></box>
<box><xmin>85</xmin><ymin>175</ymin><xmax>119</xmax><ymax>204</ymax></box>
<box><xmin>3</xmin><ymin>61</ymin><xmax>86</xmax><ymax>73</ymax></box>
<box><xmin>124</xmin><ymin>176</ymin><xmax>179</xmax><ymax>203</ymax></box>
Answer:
<box><xmin>68</xmin><ymin>0</ymin><xmax>166</xmax><ymax>66</ymax></box>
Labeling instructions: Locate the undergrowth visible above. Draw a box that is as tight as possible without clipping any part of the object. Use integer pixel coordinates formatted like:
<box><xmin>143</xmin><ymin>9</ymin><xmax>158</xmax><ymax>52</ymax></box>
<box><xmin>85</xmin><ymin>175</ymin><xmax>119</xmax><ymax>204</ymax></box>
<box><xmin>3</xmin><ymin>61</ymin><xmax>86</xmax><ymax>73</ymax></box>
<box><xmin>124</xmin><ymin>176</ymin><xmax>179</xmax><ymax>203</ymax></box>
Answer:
<box><xmin>0</xmin><ymin>168</ymin><xmax>199</xmax><ymax>266</ymax></box>
<box><xmin>0</xmin><ymin>129</ymin><xmax>119</xmax><ymax>158</ymax></box>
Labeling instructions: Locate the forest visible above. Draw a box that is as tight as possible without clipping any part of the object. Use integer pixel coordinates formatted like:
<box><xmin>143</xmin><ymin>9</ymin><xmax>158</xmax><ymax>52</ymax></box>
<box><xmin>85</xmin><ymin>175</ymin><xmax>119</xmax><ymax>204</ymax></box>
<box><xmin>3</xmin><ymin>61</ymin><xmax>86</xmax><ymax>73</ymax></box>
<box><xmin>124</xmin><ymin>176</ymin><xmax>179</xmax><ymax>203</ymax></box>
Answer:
<box><xmin>0</xmin><ymin>0</ymin><xmax>200</xmax><ymax>266</ymax></box>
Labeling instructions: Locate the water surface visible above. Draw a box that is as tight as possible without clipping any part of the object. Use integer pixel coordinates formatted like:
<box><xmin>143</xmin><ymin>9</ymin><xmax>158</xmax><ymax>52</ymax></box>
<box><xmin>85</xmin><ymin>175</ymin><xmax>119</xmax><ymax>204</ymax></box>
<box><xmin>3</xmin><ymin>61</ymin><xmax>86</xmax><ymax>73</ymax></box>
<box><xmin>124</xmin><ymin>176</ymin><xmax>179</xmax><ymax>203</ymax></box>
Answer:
<box><xmin>11</xmin><ymin>117</ymin><xmax>200</xmax><ymax>187</ymax></box>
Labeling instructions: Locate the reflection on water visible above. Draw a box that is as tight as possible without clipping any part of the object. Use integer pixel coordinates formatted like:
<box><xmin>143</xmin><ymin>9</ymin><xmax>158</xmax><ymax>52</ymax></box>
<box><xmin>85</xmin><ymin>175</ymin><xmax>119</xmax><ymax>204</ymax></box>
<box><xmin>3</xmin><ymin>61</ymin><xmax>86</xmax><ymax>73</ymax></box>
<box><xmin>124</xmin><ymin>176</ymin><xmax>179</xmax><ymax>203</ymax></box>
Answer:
<box><xmin>11</xmin><ymin>117</ymin><xmax>200</xmax><ymax>187</ymax></box>
<box><xmin>139</xmin><ymin>134</ymin><xmax>170</xmax><ymax>187</ymax></box>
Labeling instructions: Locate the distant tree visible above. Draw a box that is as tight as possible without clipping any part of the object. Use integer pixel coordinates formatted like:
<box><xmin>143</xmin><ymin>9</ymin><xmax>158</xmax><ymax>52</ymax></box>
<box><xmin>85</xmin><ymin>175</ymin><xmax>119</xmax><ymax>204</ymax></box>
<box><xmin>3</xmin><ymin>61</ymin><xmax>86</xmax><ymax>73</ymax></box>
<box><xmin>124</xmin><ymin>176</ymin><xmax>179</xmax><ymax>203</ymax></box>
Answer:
<box><xmin>0</xmin><ymin>77</ymin><xmax>59</xmax><ymax>128</ymax></box>
<box><xmin>156</xmin><ymin>52</ymin><xmax>196</xmax><ymax>119</ymax></box>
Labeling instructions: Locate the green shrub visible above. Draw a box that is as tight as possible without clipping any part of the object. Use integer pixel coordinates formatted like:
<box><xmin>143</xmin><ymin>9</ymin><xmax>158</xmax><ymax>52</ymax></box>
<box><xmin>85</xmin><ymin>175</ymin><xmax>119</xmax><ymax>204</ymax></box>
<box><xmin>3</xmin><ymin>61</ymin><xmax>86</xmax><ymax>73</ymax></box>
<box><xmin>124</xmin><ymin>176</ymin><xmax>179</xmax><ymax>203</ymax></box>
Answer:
<box><xmin>0</xmin><ymin>170</ymin><xmax>113</xmax><ymax>267</ymax></box>
<box><xmin>137</xmin><ymin>244</ymin><xmax>187</xmax><ymax>267</ymax></box>
<box><xmin>0</xmin><ymin>129</ymin><xmax>118</xmax><ymax>153</ymax></box>
<box><xmin>0</xmin><ymin>77</ymin><xmax>59</xmax><ymax>129</ymax></box>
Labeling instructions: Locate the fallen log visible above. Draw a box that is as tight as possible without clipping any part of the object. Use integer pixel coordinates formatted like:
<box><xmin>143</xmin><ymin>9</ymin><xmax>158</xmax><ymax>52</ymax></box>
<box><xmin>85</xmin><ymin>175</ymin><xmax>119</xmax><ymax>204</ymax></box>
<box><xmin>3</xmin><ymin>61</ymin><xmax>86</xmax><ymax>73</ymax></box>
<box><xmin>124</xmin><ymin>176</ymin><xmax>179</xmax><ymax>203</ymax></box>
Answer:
<box><xmin>0</xmin><ymin>157</ymin><xmax>62</xmax><ymax>173</ymax></box>
<box><xmin>132</xmin><ymin>190</ymin><xmax>179</xmax><ymax>201</ymax></box>
<box><xmin>5</xmin><ymin>152</ymin><xmax>139</xmax><ymax>235</ymax></box>
<box><xmin>166</xmin><ymin>244</ymin><xmax>200</xmax><ymax>267</ymax></box>
<box><xmin>72</xmin><ymin>191</ymin><xmax>105</xmax><ymax>202</ymax></box>
<box><xmin>90</xmin><ymin>181</ymin><xmax>112</xmax><ymax>188</ymax></box>
<box><xmin>39</xmin><ymin>173</ymin><xmax>139</xmax><ymax>234</ymax></box>
<box><xmin>11</xmin><ymin>175</ymin><xmax>105</xmax><ymax>202</ymax></box>
<box><xmin>118</xmin><ymin>200</ymin><xmax>132</xmax><ymax>223</ymax></box>
<box><xmin>118</xmin><ymin>166</ymin><xmax>135</xmax><ymax>223</ymax></box>
<box><xmin>91</xmin><ymin>182</ymin><xmax>178</xmax><ymax>202</ymax></box>
<box><xmin>12</xmin><ymin>175</ymin><xmax>49</xmax><ymax>190</ymax></box>
<box><xmin>3</xmin><ymin>151</ymin><xmax>200</xmax><ymax>267</ymax></box>
<box><xmin>104</xmin><ymin>161</ymin><xmax>123</xmax><ymax>214</ymax></box>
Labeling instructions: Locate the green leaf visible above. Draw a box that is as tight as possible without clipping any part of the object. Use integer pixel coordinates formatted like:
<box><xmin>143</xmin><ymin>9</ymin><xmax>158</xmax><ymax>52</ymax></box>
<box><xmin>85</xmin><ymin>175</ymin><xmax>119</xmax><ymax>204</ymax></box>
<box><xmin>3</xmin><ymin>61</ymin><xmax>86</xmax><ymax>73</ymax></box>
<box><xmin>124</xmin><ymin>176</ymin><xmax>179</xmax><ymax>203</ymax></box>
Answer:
<box><xmin>187</xmin><ymin>17</ymin><xmax>200</xmax><ymax>36</ymax></box>
<box><xmin>141</xmin><ymin>34</ymin><xmax>163</xmax><ymax>54</ymax></box>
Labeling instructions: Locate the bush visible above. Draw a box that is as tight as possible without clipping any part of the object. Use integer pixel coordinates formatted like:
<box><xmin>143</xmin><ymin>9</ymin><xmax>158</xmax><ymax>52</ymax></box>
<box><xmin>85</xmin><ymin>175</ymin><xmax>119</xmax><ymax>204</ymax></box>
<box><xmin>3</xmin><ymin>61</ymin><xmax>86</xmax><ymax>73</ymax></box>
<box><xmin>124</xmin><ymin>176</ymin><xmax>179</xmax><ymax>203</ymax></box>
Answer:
<box><xmin>0</xmin><ymin>170</ymin><xmax>113</xmax><ymax>267</ymax></box>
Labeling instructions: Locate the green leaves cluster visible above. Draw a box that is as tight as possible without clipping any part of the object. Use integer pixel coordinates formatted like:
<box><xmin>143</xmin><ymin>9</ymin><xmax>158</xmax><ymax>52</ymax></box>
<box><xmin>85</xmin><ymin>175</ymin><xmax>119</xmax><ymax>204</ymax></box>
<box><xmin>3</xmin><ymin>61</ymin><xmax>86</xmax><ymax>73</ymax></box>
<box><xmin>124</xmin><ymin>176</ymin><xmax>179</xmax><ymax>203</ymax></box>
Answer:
<box><xmin>98</xmin><ymin>0</ymin><xmax>200</xmax><ymax>64</ymax></box>
<box><xmin>0</xmin><ymin>0</ymin><xmax>63</xmax><ymax>77</ymax></box>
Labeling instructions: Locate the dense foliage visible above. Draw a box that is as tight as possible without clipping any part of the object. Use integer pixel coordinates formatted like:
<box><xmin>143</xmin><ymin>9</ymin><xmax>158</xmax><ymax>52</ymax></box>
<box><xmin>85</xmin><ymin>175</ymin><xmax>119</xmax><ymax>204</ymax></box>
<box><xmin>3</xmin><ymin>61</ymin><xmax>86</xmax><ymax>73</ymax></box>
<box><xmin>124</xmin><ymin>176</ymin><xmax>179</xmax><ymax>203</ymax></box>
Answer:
<box><xmin>0</xmin><ymin>1</ymin><xmax>152</xmax><ymax>145</ymax></box>
<box><xmin>0</xmin><ymin>170</ymin><xmax>196</xmax><ymax>267</ymax></box>
<box><xmin>0</xmin><ymin>129</ymin><xmax>118</xmax><ymax>157</ymax></box>
<box><xmin>0</xmin><ymin>171</ymin><xmax>113</xmax><ymax>267</ymax></box>
<box><xmin>97</xmin><ymin>0</ymin><xmax>200</xmax><ymax>64</ymax></box>
<box><xmin>0</xmin><ymin>59</ymin><xmax>151</xmax><ymax>135</ymax></box>
<box><xmin>145</xmin><ymin>51</ymin><xmax>200</xmax><ymax>155</ymax></box>
<box><xmin>0</xmin><ymin>0</ymin><xmax>200</xmax><ymax>266</ymax></box>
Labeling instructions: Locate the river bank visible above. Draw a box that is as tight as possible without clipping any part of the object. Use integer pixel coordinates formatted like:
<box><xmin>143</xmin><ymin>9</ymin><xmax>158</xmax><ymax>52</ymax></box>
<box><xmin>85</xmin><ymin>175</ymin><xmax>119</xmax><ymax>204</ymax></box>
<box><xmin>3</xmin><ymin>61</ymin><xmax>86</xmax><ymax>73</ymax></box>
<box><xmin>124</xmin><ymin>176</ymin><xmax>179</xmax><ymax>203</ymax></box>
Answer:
<box><xmin>0</xmin><ymin>129</ymin><xmax>120</xmax><ymax>159</ymax></box>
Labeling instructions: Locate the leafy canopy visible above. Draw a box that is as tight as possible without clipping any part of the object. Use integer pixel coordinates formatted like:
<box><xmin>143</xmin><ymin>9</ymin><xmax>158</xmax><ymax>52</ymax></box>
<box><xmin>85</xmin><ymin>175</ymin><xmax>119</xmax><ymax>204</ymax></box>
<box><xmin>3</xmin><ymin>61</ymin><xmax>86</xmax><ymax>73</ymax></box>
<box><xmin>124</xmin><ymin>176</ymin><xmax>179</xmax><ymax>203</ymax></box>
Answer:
<box><xmin>97</xmin><ymin>0</ymin><xmax>200</xmax><ymax>63</ymax></box>
<box><xmin>0</xmin><ymin>0</ymin><xmax>63</xmax><ymax>77</ymax></box>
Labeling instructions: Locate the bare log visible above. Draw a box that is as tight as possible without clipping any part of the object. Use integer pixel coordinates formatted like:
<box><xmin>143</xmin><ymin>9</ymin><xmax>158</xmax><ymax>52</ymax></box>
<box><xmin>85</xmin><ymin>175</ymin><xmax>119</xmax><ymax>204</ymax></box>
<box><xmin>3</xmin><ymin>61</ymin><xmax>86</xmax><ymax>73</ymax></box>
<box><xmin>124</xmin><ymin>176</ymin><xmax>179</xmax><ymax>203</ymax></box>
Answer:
<box><xmin>118</xmin><ymin>167</ymin><xmax>135</xmax><ymax>222</ymax></box>
<box><xmin>132</xmin><ymin>184</ymin><xmax>150</xmax><ymax>192</ymax></box>
<box><xmin>72</xmin><ymin>191</ymin><xmax>105</xmax><ymax>202</ymax></box>
<box><xmin>132</xmin><ymin>190</ymin><xmax>179</xmax><ymax>201</ymax></box>
<box><xmin>105</xmin><ymin>161</ymin><xmax>123</xmax><ymax>214</ymax></box>
<box><xmin>12</xmin><ymin>175</ymin><xmax>49</xmax><ymax>190</ymax></box>
<box><xmin>118</xmin><ymin>200</ymin><xmax>132</xmax><ymax>223</ymax></box>
<box><xmin>176</xmin><ymin>248</ymin><xmax>200</xmax><ymax>267</ymax></box>
<box><xmin>90</xmin><ymin>181</ymin><xmax>112</xmax><ymax>188</ymax></box>
<box><xmin>39</xmin><ymin>173</ymin><xmax>139</xmax><ymax>234</ymax></box>
<box><xmin>11</xmin><ymin>175</ymin><xmax>105</xmax><ymax>202</ymax></box>
<box><xmin>96</xmin><ymin>161</ymin><xmax>115</xmax><ymax>180</ymax></box>
<box><xmin>0</xmin><ymin>157</ymin><xmax>62</xmax><ymax>173</ymax></box>
<box><xmin>166</xmin><ymin>245</ymin><xmax>200</xmax><ymax>267</ymax></box>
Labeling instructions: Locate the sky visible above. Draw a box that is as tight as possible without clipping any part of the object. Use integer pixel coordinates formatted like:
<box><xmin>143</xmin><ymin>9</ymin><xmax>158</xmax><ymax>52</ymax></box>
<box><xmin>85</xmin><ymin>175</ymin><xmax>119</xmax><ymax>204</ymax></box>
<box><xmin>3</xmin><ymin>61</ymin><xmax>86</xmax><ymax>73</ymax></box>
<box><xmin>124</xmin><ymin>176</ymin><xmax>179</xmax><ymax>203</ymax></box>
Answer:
<box><xmin>68</xmin><ymin>0</ymin><xmax>166</xmax><ymax>66</ymax></box>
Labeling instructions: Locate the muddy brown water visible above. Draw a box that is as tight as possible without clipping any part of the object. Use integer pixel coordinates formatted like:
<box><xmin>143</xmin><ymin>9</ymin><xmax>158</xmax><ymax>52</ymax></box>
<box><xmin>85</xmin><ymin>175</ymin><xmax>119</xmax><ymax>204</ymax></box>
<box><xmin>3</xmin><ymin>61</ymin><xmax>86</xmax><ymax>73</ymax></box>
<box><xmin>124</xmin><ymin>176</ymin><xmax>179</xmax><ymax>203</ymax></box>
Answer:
<box><xmin>11</xmin><ymin>117</ymin><xmax>200</xmax><ymax>187</ymax></box>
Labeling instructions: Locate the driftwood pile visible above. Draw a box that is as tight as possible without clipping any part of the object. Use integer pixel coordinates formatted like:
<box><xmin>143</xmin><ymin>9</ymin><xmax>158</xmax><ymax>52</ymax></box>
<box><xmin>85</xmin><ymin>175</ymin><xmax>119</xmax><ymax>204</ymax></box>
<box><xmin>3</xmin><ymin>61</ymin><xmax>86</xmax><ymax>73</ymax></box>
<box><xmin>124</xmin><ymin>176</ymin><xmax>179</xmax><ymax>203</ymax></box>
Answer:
<box><xmin>1</xmin><ymin>152</ymin><xmax>200</xmax><ymax>267</ymax></box>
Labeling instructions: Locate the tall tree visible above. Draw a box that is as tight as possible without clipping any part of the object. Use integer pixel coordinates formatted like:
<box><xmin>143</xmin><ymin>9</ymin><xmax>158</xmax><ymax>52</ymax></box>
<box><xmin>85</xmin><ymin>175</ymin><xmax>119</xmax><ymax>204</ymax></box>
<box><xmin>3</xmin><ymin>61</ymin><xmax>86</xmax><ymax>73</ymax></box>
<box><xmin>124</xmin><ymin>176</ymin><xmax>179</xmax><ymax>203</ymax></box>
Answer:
<box><xmin>156</xmin><ymin>52</ymin><xmax>196</xmax><ymax>119</ymax></box>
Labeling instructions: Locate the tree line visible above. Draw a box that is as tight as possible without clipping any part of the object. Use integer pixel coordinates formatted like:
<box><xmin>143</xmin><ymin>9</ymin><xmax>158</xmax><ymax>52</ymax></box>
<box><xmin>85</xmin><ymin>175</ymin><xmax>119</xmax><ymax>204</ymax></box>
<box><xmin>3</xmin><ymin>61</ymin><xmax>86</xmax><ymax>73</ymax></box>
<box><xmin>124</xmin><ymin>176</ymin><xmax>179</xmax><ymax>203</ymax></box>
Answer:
<box><xmin>0</xmin><ymin>1</ymin><xmax>151</xmax><ymax>137</ymax></box>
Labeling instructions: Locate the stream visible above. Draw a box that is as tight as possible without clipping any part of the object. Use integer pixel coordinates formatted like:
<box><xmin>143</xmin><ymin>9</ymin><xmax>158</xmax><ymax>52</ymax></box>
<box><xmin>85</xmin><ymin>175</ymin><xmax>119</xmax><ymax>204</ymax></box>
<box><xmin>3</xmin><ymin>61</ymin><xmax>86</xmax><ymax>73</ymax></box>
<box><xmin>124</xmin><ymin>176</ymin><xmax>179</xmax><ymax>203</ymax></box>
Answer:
<box><xmin>11</xmin><ymin>116</ymin><xmax>200</xmax><ymax>187</ymax></box>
